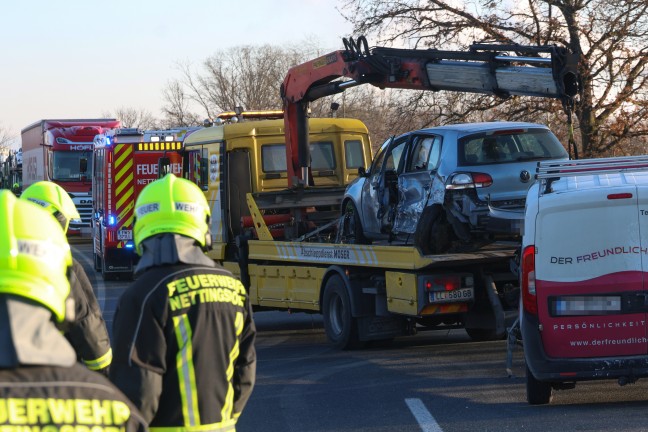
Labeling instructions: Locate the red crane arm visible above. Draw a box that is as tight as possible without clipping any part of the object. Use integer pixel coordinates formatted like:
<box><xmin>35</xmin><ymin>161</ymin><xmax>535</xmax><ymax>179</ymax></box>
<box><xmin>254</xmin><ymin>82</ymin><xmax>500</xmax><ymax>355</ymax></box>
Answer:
<box><xmin>281</xmin><ymin>36</ymin><xmax>580</xmax><ymax>187</ymax></box>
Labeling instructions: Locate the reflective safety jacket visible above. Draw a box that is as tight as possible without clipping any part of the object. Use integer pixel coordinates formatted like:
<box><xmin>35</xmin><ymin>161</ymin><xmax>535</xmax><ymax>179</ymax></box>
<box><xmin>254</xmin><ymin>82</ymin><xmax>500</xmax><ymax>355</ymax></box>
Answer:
<box><xmin>111</xmin><ymin>264</ymin><xmax>256</xmax><ymax>431</ymax></box>
<box><xmin>0</xmin><ymin>363</ymin><xmax>147</xmax><ymax>432</ymax></box>
<box><xmin>66</xmin><ymin>258</ymin><xmax>112</xmax><ymax>373</ymax></box>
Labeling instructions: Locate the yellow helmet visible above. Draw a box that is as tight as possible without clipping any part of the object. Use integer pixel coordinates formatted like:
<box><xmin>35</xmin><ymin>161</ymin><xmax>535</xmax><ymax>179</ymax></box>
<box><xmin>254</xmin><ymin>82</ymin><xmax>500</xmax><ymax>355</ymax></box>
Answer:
<box><xmin>21</xmin><ymin>181</ymin><xmax>80</xmax><ymax>233</ymax></box>
<box><xmin>0</xmin><ymin>190</ymin><xmax>73</xmax><ymax>322</ymax></box>
<box><xmin>134</xmin><ymin>173</ymin><xmax>211</xmax><ymax>255</ymax></box>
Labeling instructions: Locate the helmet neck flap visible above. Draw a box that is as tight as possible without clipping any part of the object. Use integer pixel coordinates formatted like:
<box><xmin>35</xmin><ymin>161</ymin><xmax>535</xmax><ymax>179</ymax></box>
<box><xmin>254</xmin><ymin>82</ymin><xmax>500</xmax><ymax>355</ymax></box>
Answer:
<box><xmin>0</xmin><ymin>296</ymin><xmax>76</xmax><ymax>368</ymax></box>
<box><xmin>135</xmin><ymin>233</ymin><xmax>215</xmax><ymax>275</ymax></box>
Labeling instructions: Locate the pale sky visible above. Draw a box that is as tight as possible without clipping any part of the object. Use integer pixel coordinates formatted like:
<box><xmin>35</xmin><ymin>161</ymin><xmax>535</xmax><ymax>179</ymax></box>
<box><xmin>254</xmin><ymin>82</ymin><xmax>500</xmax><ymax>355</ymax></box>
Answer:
<box><xmin>1</xmin><ymin>0</ymin><xmax>353</xmax><ymax>147</ymax></box>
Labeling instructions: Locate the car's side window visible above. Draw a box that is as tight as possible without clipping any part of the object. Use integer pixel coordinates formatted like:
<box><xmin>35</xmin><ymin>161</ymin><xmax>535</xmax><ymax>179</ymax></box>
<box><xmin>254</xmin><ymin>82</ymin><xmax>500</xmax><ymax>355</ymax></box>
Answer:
<box><xmin>407</xmin><ymin>136</ymin><xmax>441</xmax><ymax>172</ymax></box>
<box><xmin>385</xmin><ymin>140</ymin><xmax>406</xmax><ymax>173</ymax></box>
<box><xmin>369</xmin><ymin>139</ymin><xmax>391</xmax><ymax>174</ymax></box>
<box><xmin>428</xmin><ymin>136</ymin><xmax>442</xmax><ymax>170</ymax></box>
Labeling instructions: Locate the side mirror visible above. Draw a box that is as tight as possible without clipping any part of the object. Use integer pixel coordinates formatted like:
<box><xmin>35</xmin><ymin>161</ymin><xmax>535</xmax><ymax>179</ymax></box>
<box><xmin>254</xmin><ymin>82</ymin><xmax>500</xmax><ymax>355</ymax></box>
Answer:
<box><xmin>358</xmin><ymin>166</ymin><xmax>367</xmax><ymax>177</ymax></box>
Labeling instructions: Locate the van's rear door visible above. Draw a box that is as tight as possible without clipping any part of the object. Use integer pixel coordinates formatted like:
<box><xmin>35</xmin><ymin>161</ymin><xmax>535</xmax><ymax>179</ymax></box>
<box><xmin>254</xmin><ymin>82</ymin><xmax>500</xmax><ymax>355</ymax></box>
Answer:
<box><xmin>535</xmin><ymin>183</ymin><xmax>646</xmax><ymax>358</ymax></box>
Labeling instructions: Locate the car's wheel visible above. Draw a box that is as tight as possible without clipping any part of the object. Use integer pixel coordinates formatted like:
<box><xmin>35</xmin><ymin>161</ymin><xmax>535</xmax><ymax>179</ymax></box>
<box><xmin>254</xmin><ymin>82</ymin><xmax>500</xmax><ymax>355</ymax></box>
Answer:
<box><xmin>414</xmin><ymin>205</ymin><xmax>454</xmax><ymax>254</ymax></box>
<box><xmin>322</xmin><ymin>275</ymin><xmax>361</xmax><ymax>350</ymax></box>
<box><xmin>526</xmin><ymin>365</ymin><xmax>553</xmax><ymax>405</ymax></box>
<box><xmin>340</xmin><ymin>200</ymin><xmax>369</xmax><ymax>244</ymax></box>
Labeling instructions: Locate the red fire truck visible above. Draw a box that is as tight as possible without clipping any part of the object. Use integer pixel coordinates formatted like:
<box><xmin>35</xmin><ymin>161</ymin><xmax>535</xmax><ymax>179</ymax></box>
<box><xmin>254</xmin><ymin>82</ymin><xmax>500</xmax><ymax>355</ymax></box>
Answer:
<box><xmin>91</xmin><ymin>127</ymin><xmax>197</xmax><ymax>280</ymax></box>
<box><xmin>21</xmin><ymin>119</ymin><xmax>121</xmax><ymax>235</ymax></box>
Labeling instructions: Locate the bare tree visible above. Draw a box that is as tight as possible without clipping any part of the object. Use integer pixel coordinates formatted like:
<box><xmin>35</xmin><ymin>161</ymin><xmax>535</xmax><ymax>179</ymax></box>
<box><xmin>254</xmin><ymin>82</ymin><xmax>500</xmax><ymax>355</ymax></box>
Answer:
<box><xmin>160</xmin><ymin>40</ymin><xmax>428</xmax><ymax>148</ymax></box>
<box><xmin>162</xmin><ymin>44</ymin><xmax>321</xmax><ymax>120</ymax></box>
<box><xmin>0</xmin><ymin>124</ymin><xmax>14</xmax><ymax>152</ymax></box>
<box><xmin>102</xmin><ymin>107</ymin><xmax>161</xmax><ymax>130</ymax></box>
<box><xmin>340</xmin><ymin>0</ymin><xmax>648</xmax><ymax>157</ymax></box>
<box><xmin>160</xmin><ymin>80</ymin><xmax>203</xmax><ymax>128</ymax></box>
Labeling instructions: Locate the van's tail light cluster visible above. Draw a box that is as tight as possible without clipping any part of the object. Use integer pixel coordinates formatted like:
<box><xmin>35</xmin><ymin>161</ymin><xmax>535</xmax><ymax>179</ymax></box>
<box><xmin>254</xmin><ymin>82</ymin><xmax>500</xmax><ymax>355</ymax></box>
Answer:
<box><xmin>446</xmin><ymin>172</ymin><xmax>493</xmax><ymax>190</ymax></box>
<box><xmin>521</xmin><ymin>245</ymin><xmax>538</xmax><ymax>315</ymax></box>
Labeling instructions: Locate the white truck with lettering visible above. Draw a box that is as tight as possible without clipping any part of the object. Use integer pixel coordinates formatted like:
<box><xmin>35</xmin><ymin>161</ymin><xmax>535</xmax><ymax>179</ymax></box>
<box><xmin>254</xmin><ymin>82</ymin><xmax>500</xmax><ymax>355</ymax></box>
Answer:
<box><xmin>519</xmin><ymin>155</ymin><xmax>648</xmax><ymax>404</ymax></box>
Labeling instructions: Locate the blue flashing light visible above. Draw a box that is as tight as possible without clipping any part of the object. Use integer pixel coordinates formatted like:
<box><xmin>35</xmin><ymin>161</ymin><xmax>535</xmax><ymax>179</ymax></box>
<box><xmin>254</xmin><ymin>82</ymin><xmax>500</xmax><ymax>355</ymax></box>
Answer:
<box><xmin>108</xmin><ymin>214</ymin><xmax>116</xmax><ymax>226</ymax></box>
<box><xmin>125</xmin><ymin>241</ymin><xmax>134</xmax><ymax>249</ymax></box>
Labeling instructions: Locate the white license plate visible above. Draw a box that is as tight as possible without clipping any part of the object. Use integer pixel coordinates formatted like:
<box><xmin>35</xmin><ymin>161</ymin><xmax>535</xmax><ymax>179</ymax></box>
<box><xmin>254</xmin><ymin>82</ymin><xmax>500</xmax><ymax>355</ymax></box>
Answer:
<box><xmin>429</xmin><ymin>288</ymin><xmax>474</xmax><ymax>303</ymax></box>
<box><xmin>117</xmin><ymin>230</ymin><xmax>133</xmax><ymax>240</ymax></box>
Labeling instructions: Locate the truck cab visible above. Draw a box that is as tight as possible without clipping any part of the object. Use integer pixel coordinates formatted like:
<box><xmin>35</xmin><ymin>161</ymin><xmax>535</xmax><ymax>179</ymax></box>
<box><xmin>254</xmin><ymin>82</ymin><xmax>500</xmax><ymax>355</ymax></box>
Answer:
<box><xmin>182</xmin><ymin>117</ymin><xmax>372</xmax><ymax>260</ymax></box>
<box><xmin>21</xmin><ymin>119</ymin><xmax>121</xmax><ymax>236</ymax></box>
<box><xmin>92</xmin><ymin>127</ymin><xmax>193</xmax><ymax>280</ymax></box>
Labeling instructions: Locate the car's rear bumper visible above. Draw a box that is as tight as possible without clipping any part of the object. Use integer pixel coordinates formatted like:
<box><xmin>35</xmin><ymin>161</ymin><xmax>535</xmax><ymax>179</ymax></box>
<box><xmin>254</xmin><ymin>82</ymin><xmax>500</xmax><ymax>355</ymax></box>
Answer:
<box><xmin>522</xmin><ymin>314</ymin><xmax>648</xmax><ymax>382</ymax></box>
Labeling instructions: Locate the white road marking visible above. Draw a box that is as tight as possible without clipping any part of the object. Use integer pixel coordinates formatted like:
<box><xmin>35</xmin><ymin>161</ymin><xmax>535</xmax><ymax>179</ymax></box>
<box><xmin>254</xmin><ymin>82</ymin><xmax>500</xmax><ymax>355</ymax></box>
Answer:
<box><xmin>405</xmin><ymin>398</ymin><xmax>444</xmax><ymax>432</ymax></box>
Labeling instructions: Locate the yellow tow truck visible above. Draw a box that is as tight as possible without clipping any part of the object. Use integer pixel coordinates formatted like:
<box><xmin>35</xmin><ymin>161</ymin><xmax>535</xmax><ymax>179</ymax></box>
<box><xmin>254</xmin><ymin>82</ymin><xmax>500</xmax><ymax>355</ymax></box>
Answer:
<box><xmin>182</xmin><ymin>36</ymin><xmax>581</xmax><ymax>348</ymax></box>
<box><xmin>182</xmin><ymin>111</ymin><xmax>518</xmax><ymax>348</ymax></box>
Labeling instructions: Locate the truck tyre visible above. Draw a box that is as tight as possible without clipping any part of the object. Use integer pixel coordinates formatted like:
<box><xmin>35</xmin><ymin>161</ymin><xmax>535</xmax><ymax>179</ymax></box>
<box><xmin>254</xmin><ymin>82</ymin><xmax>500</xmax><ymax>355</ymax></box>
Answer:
<box><xmin>414</xmin><ymin>206</ymin><xmax>453</xmax><ymax>255</ymax></box>
<box><xmin>526</xmin><ymin>365</ymin><xmax>553</xmax><ymax>405</ymax></box>
<box><xmin>340</xmin><ymin>201</ymin><xmax>369</xmax><ymax>245</ymax></box>
<box><xmin>322</xmin><ymin>275</ymin><xmax>361</xmax><ymax>350</ymax></box>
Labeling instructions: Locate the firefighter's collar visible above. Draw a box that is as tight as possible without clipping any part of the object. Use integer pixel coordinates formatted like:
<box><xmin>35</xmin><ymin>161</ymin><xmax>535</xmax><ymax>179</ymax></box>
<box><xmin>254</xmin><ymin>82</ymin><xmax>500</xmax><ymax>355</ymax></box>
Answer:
<box><xmin>135</xmin><ymin>233</ymin><xmax>215</xmax><ymax>275</ymax></box>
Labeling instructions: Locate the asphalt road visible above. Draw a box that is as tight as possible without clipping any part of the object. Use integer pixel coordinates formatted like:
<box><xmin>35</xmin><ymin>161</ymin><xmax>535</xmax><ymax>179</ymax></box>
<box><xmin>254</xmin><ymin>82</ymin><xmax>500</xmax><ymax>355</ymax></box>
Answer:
<box><xmin>72</xmin><ymin>241</ymin><xmax>648</xmax><ymax>432</ymax></box>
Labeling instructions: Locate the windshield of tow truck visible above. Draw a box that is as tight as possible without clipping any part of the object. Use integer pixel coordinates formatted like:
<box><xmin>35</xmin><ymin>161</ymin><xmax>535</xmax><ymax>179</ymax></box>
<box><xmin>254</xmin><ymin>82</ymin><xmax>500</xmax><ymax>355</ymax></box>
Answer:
<box><xmin>50</xmin><ymin>151</ymin><xmax>93</xmax><ymax>181</ymax></box>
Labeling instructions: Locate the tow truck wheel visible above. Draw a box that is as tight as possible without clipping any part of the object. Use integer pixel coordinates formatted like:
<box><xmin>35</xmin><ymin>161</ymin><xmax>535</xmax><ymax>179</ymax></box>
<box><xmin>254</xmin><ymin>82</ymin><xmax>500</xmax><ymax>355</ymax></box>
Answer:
<box><xmin>322</xmin><ymin>275</ymin><xmax>361</xmax><ymax>350</ymax></box>
<box><xmin>526</xmin><ymin>365</ymin><xmax>553</xmax><ymax>405</ymax></box>
<box><xmin>414</xmin><ymin>206</ymin><xmax>453</xmax><ymax>255</ymax></box>
<box><xmin>341</xmin><ymin>201</ymin><xmax>369</xmax><ymax>245</ymax></box>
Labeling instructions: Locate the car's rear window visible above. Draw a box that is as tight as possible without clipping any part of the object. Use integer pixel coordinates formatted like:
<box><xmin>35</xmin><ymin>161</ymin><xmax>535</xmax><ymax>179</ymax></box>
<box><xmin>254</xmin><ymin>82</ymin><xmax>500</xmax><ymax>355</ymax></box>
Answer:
<box><xmin>458</xmin><ymin>128</ymin><xmax>568</xmax><ymax>166</ymax></box>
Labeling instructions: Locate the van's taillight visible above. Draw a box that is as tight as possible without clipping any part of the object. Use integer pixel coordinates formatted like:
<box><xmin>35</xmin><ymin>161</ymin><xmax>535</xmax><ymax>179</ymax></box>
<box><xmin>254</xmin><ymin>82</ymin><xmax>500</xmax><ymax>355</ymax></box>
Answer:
<box><xmin>521</xmin><ymin>245</ymin><xmax>537</xmax><ymax>316</ymax></box>
<box><xmin>607</xmin><ymin>193</ymin><xmax>633</xmax><ymax>200</ymax></box>
<box><xmin>446</xmin><ymin>172</ymin><xmax>493</xmax><ymax>189</ymax></box>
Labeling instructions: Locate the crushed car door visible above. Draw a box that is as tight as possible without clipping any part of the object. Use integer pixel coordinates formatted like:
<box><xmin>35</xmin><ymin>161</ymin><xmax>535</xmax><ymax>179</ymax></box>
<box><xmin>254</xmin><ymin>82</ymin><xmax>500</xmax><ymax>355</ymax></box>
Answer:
<box><xmin>359</xmin><ymin>136</ymin><xmax>406</xmax><ymax>236</ymax></box>
<box><xmin>394</xmin><ymin>135</ymin><xmax>442</xmax><ymax>234</ymax></box>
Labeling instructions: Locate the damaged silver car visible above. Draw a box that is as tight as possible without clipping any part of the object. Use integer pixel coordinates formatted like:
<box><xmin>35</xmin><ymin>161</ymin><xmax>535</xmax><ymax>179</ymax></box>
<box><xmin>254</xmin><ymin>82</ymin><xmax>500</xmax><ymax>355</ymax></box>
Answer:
<box><xmin>339</xmin><ymin>121</ymin><xmax>569</xmax><ymax>253</ymax></box>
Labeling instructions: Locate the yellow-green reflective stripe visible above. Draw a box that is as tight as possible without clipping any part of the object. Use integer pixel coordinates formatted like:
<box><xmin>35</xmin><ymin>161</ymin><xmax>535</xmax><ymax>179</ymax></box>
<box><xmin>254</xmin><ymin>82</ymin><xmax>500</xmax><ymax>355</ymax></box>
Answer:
<box><xmin>83</xmin><ymin>348</ymin><xmax>113</xmax><ymax>370</ymax></box>
<box><xmin>173</xmin><ymin>314</ymin><xmax>201</xmax><ymax>427</ymax></box>
<box><xmin>115</xmin><ymin>172</ymin><xmax>134</xmax><ymax>197</ymax></box>
<box><xmin>114</xmin><ymin>146</ymin><xmax>133</xmax><ymax>181</ymax></box>
<box><xmin>149</xmin><ymin>418</ymin><xmax>237</xmax><ymax>432</ymax></box>
<box><xmin>115</xmin><ymin>182</ymin><xmax>134</xmax><ymax>209</ymax></box>
<box><xmin>221</xmin><ymin>312</ymin><xmax>244</xmax><ymax>421</ymax></box>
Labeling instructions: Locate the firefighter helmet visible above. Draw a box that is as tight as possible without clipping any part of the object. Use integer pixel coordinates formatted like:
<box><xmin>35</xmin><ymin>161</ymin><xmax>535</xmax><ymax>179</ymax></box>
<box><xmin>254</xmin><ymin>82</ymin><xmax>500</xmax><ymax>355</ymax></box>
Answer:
<box><xmin>0</xmin><ymin>190</ymin><xmax>73</xmax><ymax>322</ymax></box>
<box><xmin>134</xmin><ymin>173</ymin><xmax>211</xmax><ymax>255</ymax></box>
<box><xmin>21</xmin><ymin>181</ymin><xmax>81</xmax><ymax>233</ymax></box>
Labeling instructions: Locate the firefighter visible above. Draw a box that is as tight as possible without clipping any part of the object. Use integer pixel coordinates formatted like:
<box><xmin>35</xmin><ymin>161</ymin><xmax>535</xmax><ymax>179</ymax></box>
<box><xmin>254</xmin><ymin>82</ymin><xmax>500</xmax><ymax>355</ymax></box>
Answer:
<box><xmin>11</xmin><ymin>182</ymin><xmax>20</xmax><ymax>196</ymax></box>
<box><xmin>21</xmin><ymin>181</ymin><xmax>112</xmax><ymax>375</ymax></box>
<box><xmin>110</xmin><ymin>173</ymin><xmax>256</xmax><ymax>431</ymax></box>
<box><xmin>0</xmin><ymin>190</ymin><xmax>147</xmax><ymax>431</ymax></box>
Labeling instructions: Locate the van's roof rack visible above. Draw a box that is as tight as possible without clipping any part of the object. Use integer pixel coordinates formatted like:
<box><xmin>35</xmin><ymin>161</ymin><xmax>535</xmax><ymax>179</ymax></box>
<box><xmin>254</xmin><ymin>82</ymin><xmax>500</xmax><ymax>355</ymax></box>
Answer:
<box><xmin>537</xmin><ymin>156</ymin><xmax>648</xmax><ymax>179</ymax></box>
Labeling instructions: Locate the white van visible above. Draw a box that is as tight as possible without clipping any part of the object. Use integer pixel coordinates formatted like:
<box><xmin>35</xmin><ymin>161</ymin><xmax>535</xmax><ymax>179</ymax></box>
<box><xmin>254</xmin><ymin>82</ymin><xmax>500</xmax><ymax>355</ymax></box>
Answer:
<box><xmin>520</xmin><ymin>156</ymin><xmax>648</xmax><ymax>404</ymax></box>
